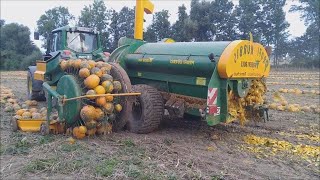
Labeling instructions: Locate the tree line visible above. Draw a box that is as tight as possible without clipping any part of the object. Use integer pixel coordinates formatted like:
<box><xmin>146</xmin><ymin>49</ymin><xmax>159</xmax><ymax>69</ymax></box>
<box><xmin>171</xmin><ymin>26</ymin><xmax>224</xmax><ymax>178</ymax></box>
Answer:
<box><xmin>1</xmin><ymin>0</ymin><xmax>318</xmax><ymax>70</ymax></box>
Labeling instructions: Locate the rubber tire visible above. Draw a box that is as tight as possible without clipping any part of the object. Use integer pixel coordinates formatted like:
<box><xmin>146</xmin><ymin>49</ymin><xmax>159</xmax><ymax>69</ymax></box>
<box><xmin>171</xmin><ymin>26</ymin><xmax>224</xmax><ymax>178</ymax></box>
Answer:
<box><xmin>129</xmin><ymin>84</ymin><xmax>164</xmax><ymax>134</ymax></box>
<box><xmin>27</xmin><ymin>70</ymin><xmax>45</xmax><ymax>101</ymax></box>
<box><xmin>109</xmin><ymin>63</ymin><xmax>133</xmax><ymax>132</ymax></box>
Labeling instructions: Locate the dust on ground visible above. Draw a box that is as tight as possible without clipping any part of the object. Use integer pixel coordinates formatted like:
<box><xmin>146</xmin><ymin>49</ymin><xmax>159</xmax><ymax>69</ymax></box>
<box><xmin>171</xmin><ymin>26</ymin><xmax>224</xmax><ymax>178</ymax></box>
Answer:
<box><xmin>0</xmin><ymin>70</ymin><xmax>319</xmax><ymax>179</ymax></box>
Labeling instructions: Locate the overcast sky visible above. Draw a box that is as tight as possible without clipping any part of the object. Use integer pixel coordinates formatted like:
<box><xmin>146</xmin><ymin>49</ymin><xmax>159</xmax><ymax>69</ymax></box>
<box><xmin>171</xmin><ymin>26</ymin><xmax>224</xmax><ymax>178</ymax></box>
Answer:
<box><xmin>1</xmin><ymin>0</ymin><xmax>306</xmax><ymax>50</ymax></box>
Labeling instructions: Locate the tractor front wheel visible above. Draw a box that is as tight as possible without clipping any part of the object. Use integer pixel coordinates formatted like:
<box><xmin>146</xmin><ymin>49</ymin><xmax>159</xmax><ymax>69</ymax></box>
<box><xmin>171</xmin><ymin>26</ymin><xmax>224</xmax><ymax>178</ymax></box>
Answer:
<box><xmin>129</xmin><ymin>84</ymin><xmax>164</xmax><ymax>134</ymax></box>
<box><xmin>27</xmin><ymin>69</ymin><xmax>45</xmax><ymax>101</ymax></box>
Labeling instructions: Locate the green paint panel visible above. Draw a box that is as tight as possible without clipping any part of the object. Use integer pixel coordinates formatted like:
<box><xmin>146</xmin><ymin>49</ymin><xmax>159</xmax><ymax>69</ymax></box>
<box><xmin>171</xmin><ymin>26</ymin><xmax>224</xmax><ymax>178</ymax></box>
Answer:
<box><xmin>56</xmin><ymin>75</ymin><xmax>82</xmax><ymax>125</ymax></box>
<box><xmin>110</xmin><ymin>38</ymin><xmax>235</xmax><ymax>125</ymax></box>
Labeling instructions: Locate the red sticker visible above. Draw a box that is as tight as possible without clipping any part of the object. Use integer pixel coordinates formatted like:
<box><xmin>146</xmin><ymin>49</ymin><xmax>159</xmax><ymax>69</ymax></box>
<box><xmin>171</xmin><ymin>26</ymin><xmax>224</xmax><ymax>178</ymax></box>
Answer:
<box><xmin>207</xmin><ymin>88</ymin><xmax>218</xmax><ymax>106</ymax></box>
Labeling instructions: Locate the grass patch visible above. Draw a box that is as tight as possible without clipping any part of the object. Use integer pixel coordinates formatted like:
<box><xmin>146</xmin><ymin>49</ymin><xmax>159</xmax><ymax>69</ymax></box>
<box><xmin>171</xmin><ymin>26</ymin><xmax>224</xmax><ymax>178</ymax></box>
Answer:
<box><xmin>60</xmin><ymin>143</ymin><xmax>82</xmax><ymax>152</ymax></box>
<box><xmin>24</xmin><ymin>158</ymin><xmax>58</xmax><ymax>173</ymax></box>
<box><xmin>38</xmin><ymin>135</ymin><xmax>55</xmax><ymax>145</ymax></box>
<box><xmin>122</xmin><ymin>139</ymin><xmax>135</xmax><ymax>147</ymax></box>
<box><xmin>95</xmin><ymin>159</ymin><xmax>119</xmax><ymax>177</ymax></box>
<box><xmin>125</xmin><ymin>164</ymin><xmax>141</xmax><ymax>178</ymax></box>
<box><xmin>3</xmin><ymin>137</ymin><xmax>31</xmax><ymax>155</ymax></box>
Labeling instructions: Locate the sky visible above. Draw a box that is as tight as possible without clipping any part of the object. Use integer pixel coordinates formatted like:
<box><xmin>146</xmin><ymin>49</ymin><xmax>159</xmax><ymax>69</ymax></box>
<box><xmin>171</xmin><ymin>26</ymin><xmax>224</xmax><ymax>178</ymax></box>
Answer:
<box><xmin>1</xmin><ymin>0</ymin><xmax>307</xmax><ymax>50</ymax></box>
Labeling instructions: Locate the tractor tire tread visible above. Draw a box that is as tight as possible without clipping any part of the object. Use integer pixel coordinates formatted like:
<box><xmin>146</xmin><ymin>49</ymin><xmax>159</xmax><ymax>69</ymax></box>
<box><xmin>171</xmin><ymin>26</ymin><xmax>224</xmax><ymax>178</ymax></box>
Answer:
<box><xmin>130</xmin><ymin>84</ymin><xmax>164</xmax><ymax>134</ymax></box>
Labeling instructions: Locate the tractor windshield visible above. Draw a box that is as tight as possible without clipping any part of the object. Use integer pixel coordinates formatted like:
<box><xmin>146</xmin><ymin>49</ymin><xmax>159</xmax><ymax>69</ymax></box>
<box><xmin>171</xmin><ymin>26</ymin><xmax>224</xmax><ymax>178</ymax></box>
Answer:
<box><xmin>67</xmin><ymin>32</ymin><xmax>98</xmax><ymax>53</ymax></box>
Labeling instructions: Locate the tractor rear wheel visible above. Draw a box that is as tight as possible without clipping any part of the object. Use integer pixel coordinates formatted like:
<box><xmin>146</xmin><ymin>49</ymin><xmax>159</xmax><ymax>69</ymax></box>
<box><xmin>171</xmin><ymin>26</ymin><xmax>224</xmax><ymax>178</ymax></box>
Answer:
<box><xmin>129</xmin><ymin>84</ymin><xmax>164</xmax><ymax>134</ymax></box>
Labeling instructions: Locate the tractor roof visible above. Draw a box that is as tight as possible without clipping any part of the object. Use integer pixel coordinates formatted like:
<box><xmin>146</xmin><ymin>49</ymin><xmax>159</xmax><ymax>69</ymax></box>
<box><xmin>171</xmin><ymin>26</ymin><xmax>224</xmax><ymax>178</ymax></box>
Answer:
<box><xmin>52</xmin><ymin>26</ymin><xmax>96</xmax><ymax>33</ymax></box>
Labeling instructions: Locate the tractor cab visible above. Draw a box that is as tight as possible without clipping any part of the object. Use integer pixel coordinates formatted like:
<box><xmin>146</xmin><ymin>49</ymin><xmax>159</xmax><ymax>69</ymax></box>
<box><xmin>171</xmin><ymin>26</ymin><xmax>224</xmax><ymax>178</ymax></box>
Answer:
<box><xmin>29</xmin><ymin>26</ymin><xmax>109</xmax><ymax>101</ymax></box>
<box><xmin>35</xmin><ymin>26</ymin><xmax>108</xmax><ymax>61</ymax></box>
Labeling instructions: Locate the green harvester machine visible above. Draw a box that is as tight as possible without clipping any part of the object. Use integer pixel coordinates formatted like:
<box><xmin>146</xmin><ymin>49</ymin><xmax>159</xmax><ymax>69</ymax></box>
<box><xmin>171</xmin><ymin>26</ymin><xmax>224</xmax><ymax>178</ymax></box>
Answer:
<box><xmin>21</xmin><ymin>0</ymin><xmax>270</xmax><ymax>134</ymax></box>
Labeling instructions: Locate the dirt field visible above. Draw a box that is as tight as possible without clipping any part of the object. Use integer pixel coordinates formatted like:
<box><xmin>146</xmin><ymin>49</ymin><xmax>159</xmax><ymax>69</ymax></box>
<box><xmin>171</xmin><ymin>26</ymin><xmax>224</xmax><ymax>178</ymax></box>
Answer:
<box><xmin>1</xmin><ymin>70</ymin><xmax>319</xmax><ymax>180</ymax></box>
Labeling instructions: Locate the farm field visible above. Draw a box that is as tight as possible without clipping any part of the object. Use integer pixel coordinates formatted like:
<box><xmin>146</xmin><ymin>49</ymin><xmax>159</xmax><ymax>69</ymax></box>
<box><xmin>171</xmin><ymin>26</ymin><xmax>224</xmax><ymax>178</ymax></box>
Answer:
<box><xmin>0</xmin><ymin>70</ymin><xmax>319</xmax><ymax>179</ymax></box>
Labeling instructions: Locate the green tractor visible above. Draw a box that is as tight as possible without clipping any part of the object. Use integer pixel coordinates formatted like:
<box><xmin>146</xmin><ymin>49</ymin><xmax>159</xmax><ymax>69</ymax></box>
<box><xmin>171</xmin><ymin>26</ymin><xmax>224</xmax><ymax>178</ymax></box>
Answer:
<box><xmin>28</xmin><ymin>26</ymin><xmax>109</xmax><ymax>101</ymax></box>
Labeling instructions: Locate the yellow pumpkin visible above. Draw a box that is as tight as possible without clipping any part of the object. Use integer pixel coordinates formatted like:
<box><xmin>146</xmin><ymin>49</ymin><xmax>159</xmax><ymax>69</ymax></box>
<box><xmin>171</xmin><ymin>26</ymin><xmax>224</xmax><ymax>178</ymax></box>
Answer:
<box><xmin>79</xmin><ymin>68</ymin><xmax>90</xmax><ymax>78</ymax></box>
<box><xmin>16</xmin><ymin>109</ymin><xmax>25</xmax><ymax>116</ymax></box>
<box><xmin>114</xmin><ymin>104</ymin><xmax>122</xmax><ymax>112</ymax></box>
<box><xmin>88</xmin><ymin>60</ymin><xmax>96</xmax><ymax>69</ymax></box>
<box><xmin>84</xmin><ymin>74</ymin><xmax>100</xmax><ymax>89</ymax></box>
<box><xmin>94</xmin><ymin>85</ymin><xmax>106</xmax><ymax>94</ymax></box>
<box><xmin>22</xmin><ymin>112</ymin><xmax>32</xmax><ymax>119</ymax></box>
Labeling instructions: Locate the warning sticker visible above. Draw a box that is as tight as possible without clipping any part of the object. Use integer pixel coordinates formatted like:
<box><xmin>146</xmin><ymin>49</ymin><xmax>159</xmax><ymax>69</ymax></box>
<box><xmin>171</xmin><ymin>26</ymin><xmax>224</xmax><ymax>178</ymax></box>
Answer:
<box><xmin>207</xmin><ymin>88</ymin><xmax>218</xmax><ymax>106</ymax></box>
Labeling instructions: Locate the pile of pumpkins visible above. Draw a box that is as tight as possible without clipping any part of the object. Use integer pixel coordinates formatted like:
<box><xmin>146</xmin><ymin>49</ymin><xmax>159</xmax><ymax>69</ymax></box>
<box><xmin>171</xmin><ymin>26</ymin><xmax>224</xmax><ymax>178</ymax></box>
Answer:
<box><xmin>1</xmin><ymin>86</ymin><xmax>40</xmax><ymax>115</ymax></box>
<box><xmin>60</xmin><ymin>59</ymin><xmax>123</xmax><ymax>139</ymax></box>
<box><xmin>278</xmin><ymin>88</ymin><xmax>320</xmax><ymax>95</ymax></box>
<box><xmin>14</xmin><ymin>107</ymin><xmax>47</xmax><ymax>120</ymax></box>
<box><xmin>269</xmin><ymin>92</ymin><xmax>320</xmax><ymax>114</ymax></box>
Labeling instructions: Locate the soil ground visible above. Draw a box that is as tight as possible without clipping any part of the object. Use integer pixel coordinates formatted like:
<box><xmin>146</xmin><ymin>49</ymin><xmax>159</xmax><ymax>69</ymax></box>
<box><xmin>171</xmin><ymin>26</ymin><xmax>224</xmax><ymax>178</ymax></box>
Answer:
<box><xmin>0</xmin><ymin>70</ymin><xmax>319</xmax><ymax>180</ymax></box>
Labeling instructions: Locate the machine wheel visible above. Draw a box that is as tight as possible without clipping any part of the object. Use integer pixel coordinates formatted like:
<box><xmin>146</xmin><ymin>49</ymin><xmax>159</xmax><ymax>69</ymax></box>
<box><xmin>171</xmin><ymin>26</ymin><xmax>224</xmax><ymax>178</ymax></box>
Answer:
<box><xmin>109</xmin><ymin>63</ymin><xmax>133</xmax><ymax>132</ymax></box>
<box><xmin>27</xmin><ymin>68</ymin><xmax>45</xmax><ymax>101</ymax></box>
<box><xmin>129</xmin><ymin>84</ymin><xmax>164</xmax><ymax>134</ymax></box>
<box><xmin>11</xmin><ymin>118</ymin><xmax>18</xmax><ymax>132</ymax></box>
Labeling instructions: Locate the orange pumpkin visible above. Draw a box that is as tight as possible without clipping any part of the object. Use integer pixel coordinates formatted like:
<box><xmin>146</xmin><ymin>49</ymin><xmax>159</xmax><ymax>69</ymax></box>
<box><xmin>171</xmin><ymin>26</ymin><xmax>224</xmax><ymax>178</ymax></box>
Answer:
<box><xmin>95</xmin><ymin>96</ymin><xmax>106</xmax><ymax>106</ymax></box>
<box><xmin>79</xmin><ymin>126</ymin><xmax>87</xmax><ymax>134</ymax></box>
<box><xmin>80</xmin><ymin>105</ymin><xmax>96</xmax><ymax>121</ymax></box>
<box><xmin>60</xmin><ymin>60</ymin><xmax>68</xmax><ymax>70</ymax></box>
<box><xmin>105</xmin><ymin>94</ymin><xmax>114</xmax><ymax>102</ymax></box>
<box><xmin>79</xmin><ymin>68</ymin><xmax>90</xmax><ymax>78</ymax></box>
<box><xmin>103</xmin><ymin>102</ymin><xmax>114</xmax><ymax>114</ymax></box>
<box><xmin>73</xmin><ymin>127</ymin><xmax>80</xmax><ymax>137</ymax></box>
<box><xmin>94</xmin><ymin>85</ymin><xmax>106</xmax><ymax>94</ymax></box>
<box><xmin>95</xmin><ymin>108</ymin><xmax>105</xmax><ymax>121</ymax></box>
<box><xmin>73</xmin><ymin>59</ymin><xmax>82</xmax><ymax>69</ymax></box>
<box><xmin>84</xmin><ymin>74</ymin><xmax>100</xmax><ymax>89</ymax></box>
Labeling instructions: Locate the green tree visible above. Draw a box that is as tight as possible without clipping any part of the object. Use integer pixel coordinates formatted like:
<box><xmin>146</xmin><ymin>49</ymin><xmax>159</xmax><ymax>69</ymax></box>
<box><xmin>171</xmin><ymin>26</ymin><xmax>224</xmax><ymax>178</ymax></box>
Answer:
<box><xmin>172</xmin><ymin>5</ymin><xmax>192</xmax><ymax>42</ymax></box>
<box><xmin>0</xmin><ymin>19</ymin><xmax>5</xmax><ymax>27</ymax></box>
<box><xmin>235</xmin><ymin>0</ymin><xmax>264</xmax><ymax>41</ymax></box>
<box><xmin>78</xmin><ymin>0</ymin><xmax>111</xmax><ymax>51</ymax></box>
<box><xmin>190</xmin><ymin>0</ymin><xmax>214</xmax><ymax>41</ymax></box>
<box><xmin>109</xmin><ymin>7</ymin><xmax>135</xmax><ymax>51</ymax></box>
<box><xmin>260</xmin><ymin>0</ymin><xmax>289</xmax><ymax>66</ymax></box>
<box><xmin>145</xmin><ymin>10</ymin><xmax>171</xmax><ymax>42</ymax></box>
<box><xmin>289</xmin><ymin>0</ymin><xmax>319</xmax><ymax>68</ymax></box>
<box><xmin>1</xmin><ymin>22</ymin><xmax>42</xmax><ymax>70</ymax></box>
<box><xmin>37</xmin><ymin>6</ymin><xmax>74</xmax><ymax>47</ymax></box>
<box><xmin>209</xmin><ymin>0</ymin><xmax>237</xmax><ymax>41</ymax></box>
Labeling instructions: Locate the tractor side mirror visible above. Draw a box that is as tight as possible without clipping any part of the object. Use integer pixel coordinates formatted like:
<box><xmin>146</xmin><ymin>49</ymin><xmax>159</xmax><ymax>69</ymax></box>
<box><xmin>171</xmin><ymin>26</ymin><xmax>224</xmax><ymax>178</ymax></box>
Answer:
<box><xmin>34</xmin><ymin>32</ymin><xmax>40</xmax><ymax>40</ymax></box>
